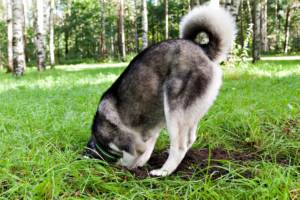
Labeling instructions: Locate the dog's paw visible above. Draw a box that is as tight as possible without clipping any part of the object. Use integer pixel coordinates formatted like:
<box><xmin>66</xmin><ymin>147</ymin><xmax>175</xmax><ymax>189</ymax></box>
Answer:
<box><xmin>150</xmin><ymin>169</ymin><xmax>170</xmax><ymax>177</ymax></box>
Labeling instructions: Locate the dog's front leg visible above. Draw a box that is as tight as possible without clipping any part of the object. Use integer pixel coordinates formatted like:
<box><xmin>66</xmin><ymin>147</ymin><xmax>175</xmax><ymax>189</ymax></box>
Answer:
<box><xmin>132</xmin><ymin>131</ymin><xmax>160</xmax><ymax>168</ymax></box>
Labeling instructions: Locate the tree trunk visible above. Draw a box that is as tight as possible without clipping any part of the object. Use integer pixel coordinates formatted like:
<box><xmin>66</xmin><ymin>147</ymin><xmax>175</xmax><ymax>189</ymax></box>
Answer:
<box><xmin>12</xmin><ymin>0</ymin><xmax>26</xmax><ymax>76</ymax></box>
<box><xmin>65</xmin><ymin>32</ymin><xmax>69</xmax><ymax>56</ymax></box>
<box><xmin>260</xmin><ymin>0</ymin><xmax>268</xmax><ymax>52</ymax></box>
<box><xmin>118</xmin><ymin>0</ymin><xmax>126</xmax><ymax>61</ymax></box>
<box><xmin>239</xmin><ymin>0</ymin><xmax>244</xmax><ymax>48</ymax></box>
<box><xmin>164</xmin><ymin>0</ymin><xmax>168</xmax><ymax>40</ymax></box>
<box><xmin>221</xmin><ymin>0</ymin><xmax>241</xmax><ymax>20</ymax></box>
<box><xmin>49</xmin><ymin>0</ymin><xmax>55</xmax><ymax>68</ymax></box>
<box><xmin>6</xmin><ymin>0</ymin><xmax>13</xmax><ymax>73</ymax></box>
<box><xmin>252</xmin><ymin>0</ymin><xmax>261</xmax><ymax>63</ymax></box>
<box><xmin>64</xmin><ymin>0</ymin><xmax>72</xmax><ymax>57</ymax></box>
<box><xmin>99</xmin><ymin>0</ymin><xmax>107</xmax><ymax>59</ymax></box>
<box><xmin>275</xmin><ymin>0</ymin><xmax>280</xmax><ymax>50</ymax></box>
<box><xmin>141</xmin><ymin>0</ymin><xmax>148</xmax><ymax>50</ymax></box>
<box><xmin>134</xmin><ymin>0</ymin><xmax>139</xmax><ymax>52</ymax></box>
<box><xmin>0</xmin><ymin>44</ymin><xmax>2</xmax><ymax>70</ymax></box>
<box><xmin>283</xmin><ymin>5</ymin><xmax>291</xmax><ymax>54</ymax></box>
<box><xmin>23</xmin><ymin>0</ymin><xmax>28</xmax><ymax>63</ymax></box>
<box><xmin>35</xmin><ymin>0</ymin><xmax>46</xmax><ymax>71</ymax></box>
<box><xmin>108</xmin><ymin>6</ymin><xmax>115</xmax><ymax>57</ymax></box>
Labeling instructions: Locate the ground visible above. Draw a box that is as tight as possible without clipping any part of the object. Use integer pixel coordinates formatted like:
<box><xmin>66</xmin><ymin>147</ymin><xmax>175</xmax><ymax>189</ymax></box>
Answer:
<box><xmin>0</xmin><ymin>58</ymin><xmax>299</xmax><ymax>199</ymax></box>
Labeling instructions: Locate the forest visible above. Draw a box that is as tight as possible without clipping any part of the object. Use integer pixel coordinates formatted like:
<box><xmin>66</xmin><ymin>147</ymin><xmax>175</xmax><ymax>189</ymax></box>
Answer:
<box><xmin>0</xmin><ymin>0</ymin><xmax>300</xmax><ymax>199</ymax></box>
<box><xmin>0</xmin><ymin>0</ymin><xmax>299</xmax><ymax>75</ymax></box>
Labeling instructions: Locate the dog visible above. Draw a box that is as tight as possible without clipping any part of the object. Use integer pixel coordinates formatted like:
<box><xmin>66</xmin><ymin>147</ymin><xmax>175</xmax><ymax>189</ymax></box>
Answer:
<box><xmin>85</xmin><ymin>3</ymin><xmax>236</xmax><ymax>176</ymax></box>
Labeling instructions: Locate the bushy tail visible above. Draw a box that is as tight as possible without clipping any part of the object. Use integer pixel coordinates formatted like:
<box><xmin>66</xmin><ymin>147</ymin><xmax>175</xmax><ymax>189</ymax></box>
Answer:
<box><xmin>180</xmin><ymin>3</ymin><xmax>236</xmax><ymax>62</ymax></box>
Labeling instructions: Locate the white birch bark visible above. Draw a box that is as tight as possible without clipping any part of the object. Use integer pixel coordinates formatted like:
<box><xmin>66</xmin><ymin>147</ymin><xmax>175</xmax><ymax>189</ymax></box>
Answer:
<box><xmin>7</xmin><ymin>0</ymin><xmax>13</xmax><ymax>72</ymax></box>
<box><xmin>12</xmin><ymin>0</ymin><xmax>26</xmax><ymax>76</ymax></box>
<box><xmin>252</xmin><ymin>0</ymin><xmax>261</xmax><ymax>63</ymax></box>
<box><xmin>260</xmin><ymin>0</ymin><xmax>268</xmax><ymax>52</ymax></box>
<box><xmin>49</xmin><ymin>0</ymin><xmax>55</xmax><ymax>67</ymax></box>
<box><xmin>119</xmin><ymin>0</ymin><xmax>126</xmax><ymax>60</ymax></box>
<box><xmin>141</xmin><ymin>0</ymin><xmax>148</xmax><ymax>50</ymax></box>
<box><xmin>35</xmin><ymin>0</ymin><xmax>46</xmax><ymax>70</ymax></box>
<box><xmin>164</xmin><ymin>0</ymin><xmax>168</xmax><ymax>40</ymax></box>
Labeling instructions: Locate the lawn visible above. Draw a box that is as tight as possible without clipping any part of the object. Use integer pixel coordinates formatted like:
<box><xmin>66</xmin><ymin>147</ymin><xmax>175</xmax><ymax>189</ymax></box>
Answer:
<box><xmin>0</xmin><ymin>59</ymin><xmax>299</xmax><ymax>199</ymax></box>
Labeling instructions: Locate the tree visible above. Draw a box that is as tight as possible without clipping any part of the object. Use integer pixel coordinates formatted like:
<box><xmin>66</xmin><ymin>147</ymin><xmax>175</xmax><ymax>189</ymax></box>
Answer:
<box><xmin>283</xmin><ymin>1</ymin><xmax>299</xmax><ymax>54</ymax></box>
<box><xmin>274</xmin><ymin>0</ymin><xmax>280</xmax><ymax>50</ymax></box>
<box><xmin>134</xmin><ymin>0</ymin><xmax>139</xmax><ymax>52</ymax></box>
<box><xmin>35</xmin><ymin>0</ymin><xmax>46</xmax><ymax>71</ymax></box>
<box><xmin>220</xmin><ymin>0</ymin><xmax>241</xmax><ymax>20</ymax></box>
<box><xmin>6</xmin><ymin>0</ymin><xmax>13</xmax><ymax>72</ymax></box>
<box><xmin>260</xmin><ymin>0</ymin><xmax>268</xmax><ymax>52</ymax></box>
<box><xmin>283</xmin><ymin>4</ymin><xmax>291</xmax><ymax>54</ymax></box>
<box><xmin>49</xmin><ymin>0</ymin><xmax>55</xmax><ymax>68</ymax></box>
<box><xmin>141</xmin><ymin>0</ymin><xmax>148</xmax><ymax>50</ymax></box>
<box><xmin>252</xmin><ymin>0</ymin><xmax>261</xmax><ymax>63</ymax></box>
<box><xmin>118</xmin><ymin>0</ymin><xmax>126</xmax><ymax>61</ymax></box>
<box><xmin>12</xmin><ymin>0</ymin><xmax>26</xmax><ymax>76</ymax></box>
<box><xmin>64</xmin><ymin>0</ymin><xmax>72</xmax><ymax>56</ymax></box>
<box><xmin>23</xmin><ymin>0</ymin><xmax>28</xmax><ymax>62</ymax></box>
<box><xmin>99</xmin><ymin>0</ymin><xmax>107</xmax><ymax>59</ymax></box>
<box><xmin>164</xmin><ymin>0</ymin><xmax>168</xmax><ymax>40</ymax></box>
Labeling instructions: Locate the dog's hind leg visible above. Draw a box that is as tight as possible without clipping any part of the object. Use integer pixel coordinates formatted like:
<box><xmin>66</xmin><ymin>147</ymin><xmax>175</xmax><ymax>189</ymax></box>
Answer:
<box><xmin>150</xmin><ymin>92</ymin><xmax>196</xmax><ymax>177</ymax></box>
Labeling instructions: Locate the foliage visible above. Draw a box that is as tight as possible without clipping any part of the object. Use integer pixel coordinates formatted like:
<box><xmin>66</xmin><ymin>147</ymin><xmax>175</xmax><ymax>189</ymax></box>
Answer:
<box><xmin>0</xmin><ymin>0</ymin><xmax>299</xmax><ymax>66</ymax></box>
<box><xmin>0</xmin><ymin>21</ymin><xmax>7</xmax><ymax>67</ymax></box>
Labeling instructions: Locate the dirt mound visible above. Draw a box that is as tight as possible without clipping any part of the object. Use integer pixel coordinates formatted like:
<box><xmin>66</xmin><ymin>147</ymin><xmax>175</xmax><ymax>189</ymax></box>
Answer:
<box><xmin>129</xmin><ymin>148</ymin><xmax>257</xmax><ymax>179</ymax></box>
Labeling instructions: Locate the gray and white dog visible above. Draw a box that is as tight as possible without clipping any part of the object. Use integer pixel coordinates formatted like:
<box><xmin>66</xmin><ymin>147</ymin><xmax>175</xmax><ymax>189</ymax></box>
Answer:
<box><xmin>86</xmin><ymin>3</ymin><xmax>236</xmax><ymax>176</ymax></box>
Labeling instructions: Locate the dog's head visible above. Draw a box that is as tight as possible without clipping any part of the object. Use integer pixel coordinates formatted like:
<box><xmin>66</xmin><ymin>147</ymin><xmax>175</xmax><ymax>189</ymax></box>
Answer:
<box><xmin>85</xmin><ymin>107</ymin><xmax>145</xmax><ymax>166</ymax></box>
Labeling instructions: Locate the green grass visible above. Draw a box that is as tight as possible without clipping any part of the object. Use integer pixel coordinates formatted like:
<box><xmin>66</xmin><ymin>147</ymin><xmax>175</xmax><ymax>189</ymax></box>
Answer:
<box><xmin>0</xmin><ymin>59</ymin><xmax>300</xmax><ymax>199</ymax></box>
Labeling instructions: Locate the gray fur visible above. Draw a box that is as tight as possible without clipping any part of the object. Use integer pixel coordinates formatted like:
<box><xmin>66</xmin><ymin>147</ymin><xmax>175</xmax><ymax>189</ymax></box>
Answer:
<box><xmin>86</xmin><ymin>4</ymin><xmax>236</xmax><ymax>176</ymax></box>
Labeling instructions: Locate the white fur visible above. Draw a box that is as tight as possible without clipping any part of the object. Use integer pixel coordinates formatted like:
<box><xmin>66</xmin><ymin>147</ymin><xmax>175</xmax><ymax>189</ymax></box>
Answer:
<box><xmin>150</xmin><ymin>64</ymin><xmax>223</xmax><ymax>176</ymax></box>
<box><xmin>179</xmin><ymin>3</ymin><xmax>236</xmax><ymax>62</ymax></box>
<box><xmin>131</xmin><ymin>127</ymin><xmax>161</xmax><ymax>168</ymax></box>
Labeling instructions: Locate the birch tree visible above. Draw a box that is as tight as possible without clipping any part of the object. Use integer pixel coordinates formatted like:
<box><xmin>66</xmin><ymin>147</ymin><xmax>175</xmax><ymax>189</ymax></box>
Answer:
<box><xmin>252</xmin><ymin>0</ymin><xmax>261</xmax><ymax>63</ymax></box>
<box><xmin>134</xmin><ymin>0</ymin><xmax>139</xmax><ymax>52</ymax></box>
<box><xmin>283</xmin><ymin>1</ymin><xmax>299</xmax><ymax>54</ymax></box>
<box><xmin>49</xmin><ymin>0</ymin><xmax>55</xmax><ymax>68</ymax></box>
<box><xmin>260</xmin><ymin>0</ymin><xmax>268</xmax><ymax>52</ymax></box>
<box><xmin>35</xmin><ymin>0</ymin><xmax>46</xmax><ymax>71</ymax></box>
<box><xmin>220</xmin><ymin>0</ymin><xmax>241</xmax><ymax>20</ymax></box>
<box><xmin>99</xmin><ymin>0</ymin><xmax>107</xmax><ymax>59</ymax></box>
<box><xmin>118</xmin><ymin>0</ymin><xmax>126</xmax><ymax>61</ymax></box>
<box><xmin>164</xmin><ymin>0</ymin><xmax>168</xmax><ymax>40</ymax></box>
<box><xmin>12</xmin><ymin>0</ymin><xmax>26</xmax><ymax>76</ymax></box>
<box><xmin>141</xmin><ymin>0</ymin><xmax>148</xmax><ymax>50</ymax></box>
<box><xmin>283</xmin><ymin>4</ymin><xmax>291</xmax><ymax>54</ymax></box>
<box><xmin>7</xmin><ymin>0</ymin><xmax>13</xmax><ymax>72</ymax></box>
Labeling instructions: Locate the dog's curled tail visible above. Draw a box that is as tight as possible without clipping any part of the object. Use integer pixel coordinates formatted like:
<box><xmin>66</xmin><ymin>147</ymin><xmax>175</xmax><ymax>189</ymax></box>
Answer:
<box><xmin>180</xmin><ymin>3</ymin><xmax>236</xmax><ymax>62</ymax></box>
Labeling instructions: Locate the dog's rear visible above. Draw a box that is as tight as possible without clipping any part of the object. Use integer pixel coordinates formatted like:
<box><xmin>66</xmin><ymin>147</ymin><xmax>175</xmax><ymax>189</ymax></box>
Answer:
<box><xmin>87</xmin><ymin>3</ymin><xmax>236</xmax><ymax>176</ymax></box>
<box><xmin>150</xmin><ymin>4</ymin><xmax>235</xmax><ymax>176</ymax></box>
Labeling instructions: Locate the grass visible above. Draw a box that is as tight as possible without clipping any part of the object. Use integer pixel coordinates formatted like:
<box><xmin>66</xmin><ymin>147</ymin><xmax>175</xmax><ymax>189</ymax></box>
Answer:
<box><xmin>0</xmin><ymin>59</ymin><xmax>299</xmax><ymax>199</ymax></box>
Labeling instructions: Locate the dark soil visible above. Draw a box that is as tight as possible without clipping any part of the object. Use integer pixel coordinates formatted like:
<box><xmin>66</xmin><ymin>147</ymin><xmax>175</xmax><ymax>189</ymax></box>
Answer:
<box><xmin>129</xmin><ymin>148</ymin><xmax>258</xmax><ymax>179</ymax></box>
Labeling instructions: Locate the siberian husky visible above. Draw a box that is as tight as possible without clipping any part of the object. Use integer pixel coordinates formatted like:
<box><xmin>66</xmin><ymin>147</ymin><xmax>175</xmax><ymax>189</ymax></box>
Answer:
<box><xmin>85</xmin><ymin>3</ymin><xmax>236</xmax><ymax>176</ymax></box>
